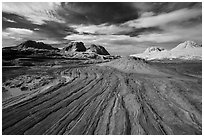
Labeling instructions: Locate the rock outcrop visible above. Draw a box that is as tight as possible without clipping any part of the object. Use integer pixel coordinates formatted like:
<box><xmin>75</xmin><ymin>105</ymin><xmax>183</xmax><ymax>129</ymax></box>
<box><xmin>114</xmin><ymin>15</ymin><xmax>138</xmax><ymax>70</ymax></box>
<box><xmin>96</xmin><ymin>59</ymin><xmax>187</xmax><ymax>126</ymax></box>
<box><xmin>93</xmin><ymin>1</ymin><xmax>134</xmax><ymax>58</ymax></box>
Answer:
<box><xmin>62</xmin><ymin>42</ymin><xmax>109</xmax><ymax>55</ymax></box>
<box><xmin>86</xmin><ymin>44</ymin><xmax>110</xmax><ymax>55</ymax></box>
<box><xmin>130</xmin><ymin>41</ymin><xmax>202</xmax><ymax>60</ymax></box>
<box><xmin>3</xmin><ymin>40</ymin><xmax>115</xmax><ymax>64</ymax></box>
<box><xmin>2</xmin><ymin>40</ymin><xmax>61</xmax><ymax>60</ymax></box>
<box><xmin>171</xmin><ymin>40</ymin><xmax>202</xmax><ymax>51</ymax></box>
<box><xmin>17</xmin><ymin>40</ymin><xmax>59</xmax><ymax>51</ymax></box>
<box><xmin>61</xmin><ymin>42</ymin><xmax>112</xmax><ymax>60</ymax></box>
<box><xmin>100</xmin><ymin>56</ymin><xmax>163</xmax><ymax>74</ymax></box>
<box><xmin>62</xmin><ymin>41</ymin><xmax>86</xmax><ymax>52</ymax></box>
<box><xmin>144</xmin><ymin>47</ymin><xmax>166</xmax><ymax>54</ymax></box>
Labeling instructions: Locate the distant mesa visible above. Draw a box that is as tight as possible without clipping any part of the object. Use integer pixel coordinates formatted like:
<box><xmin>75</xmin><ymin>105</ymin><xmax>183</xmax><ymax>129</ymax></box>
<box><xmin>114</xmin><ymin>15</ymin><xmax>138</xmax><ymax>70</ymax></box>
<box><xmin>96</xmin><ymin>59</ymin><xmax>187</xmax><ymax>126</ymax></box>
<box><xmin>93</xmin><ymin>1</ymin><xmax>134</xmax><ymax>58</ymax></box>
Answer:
<box><xmin>62</xmin><ymin>41</ymin><xmax>86</xmax><ymax>52</ymax></box>
<box><xmin>17</xmin><ymin>40</ymin><xmax>59</xmax><ymax>51</ymax></box>
<box><xmin>86</xmin><ymin>44</ymin><xmax>110</xmax><ymax>55</ymax></box>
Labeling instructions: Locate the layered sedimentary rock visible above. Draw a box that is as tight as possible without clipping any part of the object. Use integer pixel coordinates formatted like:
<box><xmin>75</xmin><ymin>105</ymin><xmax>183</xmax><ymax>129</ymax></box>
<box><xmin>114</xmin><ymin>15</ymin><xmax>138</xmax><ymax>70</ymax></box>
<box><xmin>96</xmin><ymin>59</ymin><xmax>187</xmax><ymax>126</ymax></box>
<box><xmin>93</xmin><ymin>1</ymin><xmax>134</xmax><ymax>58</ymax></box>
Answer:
<box><xmin>2</xmin><ymin>57</ymin><xmax>202</xmax><ymax>135</ymax></box>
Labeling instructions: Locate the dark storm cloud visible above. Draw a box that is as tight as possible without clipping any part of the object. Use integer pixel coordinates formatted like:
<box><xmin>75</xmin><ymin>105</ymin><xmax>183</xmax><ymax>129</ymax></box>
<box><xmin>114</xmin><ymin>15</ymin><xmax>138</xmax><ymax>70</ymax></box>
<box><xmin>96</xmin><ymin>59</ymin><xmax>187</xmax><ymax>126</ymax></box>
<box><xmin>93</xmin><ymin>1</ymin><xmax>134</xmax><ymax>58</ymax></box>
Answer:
<box><xmin>2</xmin><ymin>12</ymin><xmax>38</xmax><ymax>30</ymax></box>
<box><xmin>36</xmin><ymin>21</ymin><xmax>78</xmax><ymax>40</ymax></box>
<box><xmin>58</xmin><ymin>2</ymin><xmax>139</xmax><ymax>25</ymax></box>
<box><xmin>120</xmin><ymin>27</ymin><xmax>163</xmax><ymax>37</ymax></box>
<box><xmin>133</xmin><ymin>2</ymin><xmax>201</xmax><ymax>16</ymax></box>
<box><xmin>149</xmin><ymin>2</ymin><xmax>201</xmax><ymax>14</ymax></box>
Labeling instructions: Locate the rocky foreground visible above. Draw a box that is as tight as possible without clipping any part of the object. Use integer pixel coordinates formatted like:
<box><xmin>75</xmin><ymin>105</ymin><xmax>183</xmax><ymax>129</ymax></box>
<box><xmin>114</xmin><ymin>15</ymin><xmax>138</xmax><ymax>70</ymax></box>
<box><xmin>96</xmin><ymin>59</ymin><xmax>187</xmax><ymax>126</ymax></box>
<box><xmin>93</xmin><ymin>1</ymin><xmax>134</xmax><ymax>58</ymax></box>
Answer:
<box><xmin>2</xmin><ymin>57</ymin><xmax>202</xmax><ymax>135</ymax></box>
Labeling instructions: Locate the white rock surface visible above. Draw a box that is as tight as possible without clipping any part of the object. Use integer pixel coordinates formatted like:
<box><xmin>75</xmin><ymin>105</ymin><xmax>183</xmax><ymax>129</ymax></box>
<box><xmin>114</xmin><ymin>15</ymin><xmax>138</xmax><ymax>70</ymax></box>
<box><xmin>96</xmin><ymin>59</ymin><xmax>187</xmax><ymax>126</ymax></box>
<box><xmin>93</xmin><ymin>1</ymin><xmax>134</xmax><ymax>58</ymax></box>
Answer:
<box><xmin>130</xmin><ymin>41</ymin><xmax>202</xmax><ymax>60</ymax></box>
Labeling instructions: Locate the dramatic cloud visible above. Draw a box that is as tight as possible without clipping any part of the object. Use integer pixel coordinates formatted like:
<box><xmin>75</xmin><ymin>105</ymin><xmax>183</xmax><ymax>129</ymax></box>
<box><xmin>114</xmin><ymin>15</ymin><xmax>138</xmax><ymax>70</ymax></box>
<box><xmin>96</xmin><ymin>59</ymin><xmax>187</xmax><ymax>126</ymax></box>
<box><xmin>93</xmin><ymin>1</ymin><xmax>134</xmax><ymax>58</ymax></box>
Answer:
<box><xmin>2</xmin><ymin>12</ymin><xmax>38</xmax><ymax>30</ymax></box>
<box><xmin>132</xmin><ymin>2</ymin><xmax>201</xmax><ymax>15</ymax></box>
<box><xmin>64</xmin><ymin>24</ymin><xmax>201</xmax><ymax>46</ymax></box>
<box><xmin>2</xmin><ymin>2</ymin><xmax>202</xmax><ymax>55</ymax></box>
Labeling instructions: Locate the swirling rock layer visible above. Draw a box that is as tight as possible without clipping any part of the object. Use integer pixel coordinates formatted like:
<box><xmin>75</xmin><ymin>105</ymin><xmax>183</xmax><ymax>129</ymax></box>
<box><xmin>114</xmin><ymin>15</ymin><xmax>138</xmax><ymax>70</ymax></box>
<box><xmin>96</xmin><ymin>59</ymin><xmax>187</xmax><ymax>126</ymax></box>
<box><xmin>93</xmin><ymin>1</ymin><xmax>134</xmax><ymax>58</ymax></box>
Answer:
<box><xmin>2</xmin><ymin>60</ymin><xmax>202</xmax><ymax>135</ymax></box>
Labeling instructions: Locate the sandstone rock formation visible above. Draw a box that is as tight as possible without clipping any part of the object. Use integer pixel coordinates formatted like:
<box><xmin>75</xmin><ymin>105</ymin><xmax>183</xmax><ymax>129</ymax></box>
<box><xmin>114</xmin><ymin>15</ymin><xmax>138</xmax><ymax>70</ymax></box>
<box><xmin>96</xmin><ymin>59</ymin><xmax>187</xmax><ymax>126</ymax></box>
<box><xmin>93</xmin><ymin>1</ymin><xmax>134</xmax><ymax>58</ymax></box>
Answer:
<box><xmin>17</xmin><ymin>40</ymin><xmax>59</xmax><ymax>51</ymax></box>
<box><xmin>144</xmin><ymin>47</ymin><xmax>166</xmax><ymax>54</ymax></box>
<box><xmin>171</xmin><ymin>40</ymin><xmax>202</xmax><ymax>51</ymax></box>
<box><xmin>2</xmin><ymin>57</ymin><xmax>202</xmax><ymax>135</ymax></box>
<box><xmin>131</xmin><ymin>41</ymin><xmax>202</xmax><ymax>60</ymax></box>
<box><xmin>62</xmin><ymin>41</ymin><xmax>86</xmax><ymax>52</ymax></box>
<box><xmin>3</xmin><ymin>40</ymin><xmax>61</xmax><ymax>60</ymax></box>
<box><xmin>86</xmin><ymin>44</ymin><xmax>110</xmax><ymax>55</ymax></box>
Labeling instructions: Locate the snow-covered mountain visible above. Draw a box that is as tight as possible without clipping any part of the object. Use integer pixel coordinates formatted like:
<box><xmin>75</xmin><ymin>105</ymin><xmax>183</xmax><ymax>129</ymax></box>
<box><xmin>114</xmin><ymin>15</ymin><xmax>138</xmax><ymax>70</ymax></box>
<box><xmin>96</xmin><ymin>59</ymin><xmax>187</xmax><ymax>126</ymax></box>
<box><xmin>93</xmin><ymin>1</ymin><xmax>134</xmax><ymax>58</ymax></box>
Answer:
<box><xmin>130</xmin><ymin>41</ymin><xmax>202</xmax><ymax>60</ymax></box>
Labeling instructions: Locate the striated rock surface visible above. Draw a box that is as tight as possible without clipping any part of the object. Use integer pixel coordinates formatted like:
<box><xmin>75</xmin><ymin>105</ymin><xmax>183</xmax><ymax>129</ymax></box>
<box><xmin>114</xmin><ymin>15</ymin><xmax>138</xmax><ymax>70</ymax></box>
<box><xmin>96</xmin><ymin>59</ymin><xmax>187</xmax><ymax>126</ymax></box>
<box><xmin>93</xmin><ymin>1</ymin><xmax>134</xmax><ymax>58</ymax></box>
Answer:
<box><xmin>2</xmin><ymin>57</ymin><xmax>202</xmax><ymax>135</ymax></box>
<box><xmin>99</xmin><ymin>56</ymin><xmax>162</xmax><ymax>74</ymax></box>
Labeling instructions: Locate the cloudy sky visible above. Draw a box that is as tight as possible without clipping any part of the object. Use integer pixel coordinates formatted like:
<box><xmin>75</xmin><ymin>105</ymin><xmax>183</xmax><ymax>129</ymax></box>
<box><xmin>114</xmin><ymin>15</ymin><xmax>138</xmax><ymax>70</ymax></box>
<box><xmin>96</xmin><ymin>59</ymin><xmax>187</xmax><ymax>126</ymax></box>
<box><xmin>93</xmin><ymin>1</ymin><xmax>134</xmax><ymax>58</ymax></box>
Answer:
<box><xmin>2</xmin><ymin>2</ymin><xmax>202</xmax><ymax>55</ymax></box>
